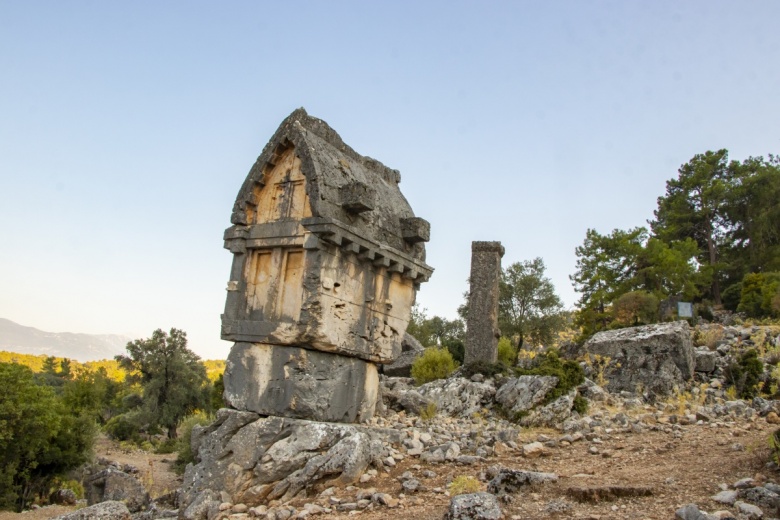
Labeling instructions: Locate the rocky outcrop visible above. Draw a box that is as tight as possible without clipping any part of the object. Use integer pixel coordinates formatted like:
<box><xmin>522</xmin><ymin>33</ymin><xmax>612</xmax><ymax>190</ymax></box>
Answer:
<box><xmin>84</xmin><ymin>467</ymin><xmax>149</xmax><ymax>513</ymax></box>
<box><xmin>445</xmin><ymin>492</ymin><xmax>503</xmax><ymax>520</ymax></box>
<box><xmin>179</xmin><ymin>409</ymin><xmax>390</xmax><ymax>518</ymax></box>
<box><xmin>53</xmin><ymin>501</ymin><xmax>131</xmax><ymax>520</ymax></box>
<box><xmin>381</xmin><ymin>333</ymin><xmax>425</xmax><ymax>377</ymax></box>
<box><xmin>417</xmin><ymin>377</ymin><xmax>496</xmax><ymax>417</ymax></box>
<box><xmin>583</xmin><ymin>321</ymin><xmax>694</xmax><ymax>397</ymax></box>
<box><xmin>494</xmin><ymin>375</ymin><xmax>559</xmax><ymax>415</ymax></box>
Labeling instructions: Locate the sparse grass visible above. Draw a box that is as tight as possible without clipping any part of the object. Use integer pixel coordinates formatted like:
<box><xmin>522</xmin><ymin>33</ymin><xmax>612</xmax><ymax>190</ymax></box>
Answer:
<box><xmin>693</xmin><ymin>326</ymin><xmax>724</xmax><ymax>349</ymax></box>
<box><xmin>419</xmin><ymin>402</ymin><xmax>437</xmax><ymax>421</ymax></box>
<box><xmin>448</xmin><ymin>475</ymin><xmax>482</xmax><ymax>495</ymax></box>
<box><xmin>582</xmin><ymin>353</ymin><xmax>611</xmax><ymax>387</ymax></box>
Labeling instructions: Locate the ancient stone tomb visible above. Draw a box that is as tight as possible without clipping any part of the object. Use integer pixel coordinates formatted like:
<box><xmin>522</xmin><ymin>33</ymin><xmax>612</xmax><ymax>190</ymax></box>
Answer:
<box><xmin>221</xmin><ymin>108</ymin><xmax>432</xmax><ymax>423</ymax></box>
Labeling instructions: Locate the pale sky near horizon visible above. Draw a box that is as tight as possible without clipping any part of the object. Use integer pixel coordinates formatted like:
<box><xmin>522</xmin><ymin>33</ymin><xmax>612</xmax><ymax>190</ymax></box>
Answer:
<box><xmin>1</xmin><ymin>1</ymin><xmax>778</xmax><ymax>359</ymax></box>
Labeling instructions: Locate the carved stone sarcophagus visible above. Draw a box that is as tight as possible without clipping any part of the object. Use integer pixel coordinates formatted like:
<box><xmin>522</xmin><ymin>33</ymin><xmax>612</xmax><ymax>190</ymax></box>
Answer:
<box><xmin>221</xmin><ymin>109</ymin><xmax>432</xmax><ymax>422</ymax></box>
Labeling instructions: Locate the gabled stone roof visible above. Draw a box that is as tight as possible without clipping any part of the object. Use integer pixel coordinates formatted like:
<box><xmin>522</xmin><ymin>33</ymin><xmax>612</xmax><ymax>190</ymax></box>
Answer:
<box><xmin>230</xmin><ymin>108</ymin><xmax>429</xmax><ymax>263</ymax></box>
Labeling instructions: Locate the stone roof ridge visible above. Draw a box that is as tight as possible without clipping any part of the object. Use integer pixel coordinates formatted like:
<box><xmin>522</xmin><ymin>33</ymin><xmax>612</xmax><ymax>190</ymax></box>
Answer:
<box><xmin>285</xmin><ymin>108</ymin><xmax>402</xmax><ymax>186</ymax></box>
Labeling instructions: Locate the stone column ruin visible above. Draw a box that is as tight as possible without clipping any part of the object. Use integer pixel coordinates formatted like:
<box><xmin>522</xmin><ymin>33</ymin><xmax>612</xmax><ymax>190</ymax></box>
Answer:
<box><xmin>464</xmin><ymin>241</ymin><xmax>504</xmax><ymax>365</ymax></box>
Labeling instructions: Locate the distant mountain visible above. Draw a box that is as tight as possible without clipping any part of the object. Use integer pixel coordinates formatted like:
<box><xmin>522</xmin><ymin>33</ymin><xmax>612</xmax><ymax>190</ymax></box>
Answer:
<box><xmin>0</xmin><ymin>318</ymin><xmax>131</xmax><ymax>362</ymax></box>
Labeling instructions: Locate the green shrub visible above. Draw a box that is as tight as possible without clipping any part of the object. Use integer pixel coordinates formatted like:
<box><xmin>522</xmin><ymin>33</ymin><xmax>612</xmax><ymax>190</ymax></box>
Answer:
<box><xmin>104</xmin><ymin>413</ymin><xmax>142</xmax><ymax>442</ymax></box>
<box><xmin>724</xmin><ymin>349</ymin><xmax>764</xmax><ymax>399</ymax></box>
<box><xmin>155</xmin><ymin>438</ymin><xmax>178</xmax><ymax>454</ymax></box>
<box><xmin>0</xmin><ymin>363</ymin><xmax>95</xmax><ymax>511</ymax></box>
<box><xmin>573</xmin><ymin>395</ymin><xmax>589</xmax><ymax>415</ymax></box>
<box><xmin>612</xmin><ymin>291</ymin><xmax>659</xmax><ymax>326</ymax></box>
<box><xmin>513</xmin><ymin>349</ymin><xmax>585</xmax><ymax>403</ymax></box>
<box><xmin>173</xmin><ymin>412</ymin><xmax>213</xmax><ymax>474</ymax></box>
<box><xmin>444</xmin><ymin>340</ymin><xmax>465</xmax><ymax>365</ymax></box>
<box><xmin>497</xmin><ymin>337</ymin><xmax>517</xmax><ymax>366</ymax></box>
<box><xmin>739</xmin><ymin>272</ymin><xmax>780</xmax><ymax>319</ymax></box>
<box><xmin>411</xmin><ymin>347</ymin><xmax>458</xmax><ymax>385</ymax></box>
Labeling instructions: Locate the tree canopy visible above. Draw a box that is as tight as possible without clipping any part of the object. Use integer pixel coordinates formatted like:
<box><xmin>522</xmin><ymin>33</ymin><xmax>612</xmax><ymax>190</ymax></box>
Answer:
<box><xmin>499</xmin><ymin>258</ymin><xmax>564</xmax><ymax>348</ymax></box>
<box><xmin>116</xmin><ymin>328</ymin><xmax>209</xmax><ymax>439</ymax></box>
<box><xmin>573</xmin><ymin>149</ymin><xmax>780</xmax><ymax>337</ymax></box>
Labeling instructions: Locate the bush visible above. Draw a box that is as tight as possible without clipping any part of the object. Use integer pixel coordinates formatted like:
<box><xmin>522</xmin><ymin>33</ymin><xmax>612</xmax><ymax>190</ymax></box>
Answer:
<box><xmin>104</xmin><ymin>413</ymin><xmax>142</xmax><ymax>443</ymax></box>
<box><xmin>513</xmin><ymin>350</ymin><xmax>585</xmax><ymax>402</ymax></box>
<box><xmin>444</xmin><ymin>340</ymin><xmax>465</xmax><ymax>365</ymax></box>
<box><xmin>411</xmin><ymin>347</ymin><xmax>458</xmax><ymax>385</ymax></box>
<box><xmin>738</xmin><ymin>272</ymin><xmax>780</xmax><ymax>319</ymax></box>
<box><xmin>173</xmin><ymin>412</ymin><xmax>213</xmax><ymax>474</ymax></box>
<box><xmin>611</xmin><ymin>291</ymin><xmax>659</xmax><ymax>326</ymax></box>
<box><xmin>724</xmin><ymin>349</ymin><xmax>764</xmax><ymax>399</ymax></box>
<box><xmin>497</xmin><ymin>337</ymin><xmax>517</xmax><ymax>366</ymax></box>
<box><xmin>572</xmin><ymin>395</ymin><xmax>589</xmax><ymax>415</ymax></box>
<box><xmin>0</xmin><ymin>363</ymin><xmax>95</xmax><ymax>511</ymax></box>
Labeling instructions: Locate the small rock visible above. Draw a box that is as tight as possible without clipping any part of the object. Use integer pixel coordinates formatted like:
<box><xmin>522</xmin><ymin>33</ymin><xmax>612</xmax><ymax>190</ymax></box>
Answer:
<box><xmin>711</xmin><ymin>490</ymin><xmax>738</xmax><ymax>505</ymax></box>
<box><xmin>522</xmin><ymin>441</ymin><xmax>546</xmax><ymax>458</ymax></box>
<box><xmin>734</xmin><ymin>500</ymin><xmax>763</xmax><ymax>519</ymax></box>
<box><xmin>445</xmin><ymin>492</ymin><xmax>502</xmax><ymax>520</ymax></box>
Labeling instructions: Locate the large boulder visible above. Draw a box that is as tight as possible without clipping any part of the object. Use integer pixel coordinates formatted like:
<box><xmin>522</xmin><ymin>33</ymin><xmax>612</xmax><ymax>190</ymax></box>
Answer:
<box><xmin>494</xmin><ymin>376</ymin><xmax>559</xmax><ymax>416</ymax></box>
<box><xmin>53</xmin><ymin>501</ymin><xmax>131</xmax><ymax>520</ymax></box>
<box><xmin>418</xmin><ymin>377</ymin><xmax>496</xmax><ymax>417</ymax></box>
<box><xmin>381</xmin><ymin>333</ymin><xmax>425</xmax><ymax>377</ymax></box>
<box><xmin>179</xmin><ymin>409</ymin><xmax>391</xmax><ymax>518</ymax></box>
<box><xmin>224</xmin><ymin>342</ymin><xmax>378</xmax><ymax>423</ymax></box>
<box><xmin>445</xmin><ymin>492</ymin><xmax>503</xmax><ymax>520</ymax></box>
<box><xmin>84</xmin><ymin>468</ymin><xmax>149</xmax><ymax>513</ymax></box>
<box><xmin>583</xmin><ymin>321</ymin><xmax>694</xmax><ymax>398</ymax></box>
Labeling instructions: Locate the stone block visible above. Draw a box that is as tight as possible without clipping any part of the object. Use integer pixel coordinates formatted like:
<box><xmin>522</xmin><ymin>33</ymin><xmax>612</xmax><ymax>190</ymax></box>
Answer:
<box><xmin>340</xmin><ymin>181</ymin><xmax>377</xmax><ymax>214</ymax></box>
<box><xmin>224</xmin><ymin>342</ymin><xmax>379</xmax><ymax>423</ymax></box>
<box><xmin>381</xmin><ymin>332</ymin><xmax>425</xmax><ymax>377</ymax></box>
<box><xmin>583</xmin><ymin>321</ymin><xmax>694</xmax><ymax>397</ymax></box>
<box><xmin>465</xmin><ymin>241</ymin><xmax>504</xmax><ymax>365</ymax></box>
<box><xmin>400</xmin><ymin>217</ymin><xmax>430</xmax><ymax>243</ymax></box>
<box><xmin>495</xmin><ymin>375</ymin><xmax>559</xmax><ymax>415</ymax></box>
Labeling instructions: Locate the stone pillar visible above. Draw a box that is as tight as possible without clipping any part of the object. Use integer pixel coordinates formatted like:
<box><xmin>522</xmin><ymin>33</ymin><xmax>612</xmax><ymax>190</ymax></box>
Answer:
<box><xmin>465</xmin><ymin>241</ymin><xmax>505</xmax><ymax>365</ymax></box>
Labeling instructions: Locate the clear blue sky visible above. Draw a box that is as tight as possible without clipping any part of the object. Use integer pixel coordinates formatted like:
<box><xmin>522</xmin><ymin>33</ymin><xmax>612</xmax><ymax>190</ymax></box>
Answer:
<box><xmin>1</xmin><ymin>1</ymin><xmax>778</xmax><ymax>359</ymax></box>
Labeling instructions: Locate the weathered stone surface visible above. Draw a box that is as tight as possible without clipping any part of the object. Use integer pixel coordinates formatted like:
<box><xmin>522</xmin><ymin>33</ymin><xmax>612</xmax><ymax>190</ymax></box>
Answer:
<box><xmin>224</xmin><ymin>342</ymin><xmax>378</xmax><ymax>423</ymax></box>
<box><xmin>675</xmin><ymin>503</ymin><xmax>719</xmax><ymax>520</ymax></box>
<box><xmin>695</xmin><ymin>349</ymin><xmax>719</xmax><ymax>373</ymax></box>
<box><xmin>568</xmin><ymin>485</ymin><xmax>653</xmax><ymax>502</ymax></box>
<box><xmin>222</xmin><ymin>109</ymin><xmax>432</xmax><ymax>365</ymax></box>
<box><xmin>84</xmin><ymin>468</ymin><xmax>149</xmax><ymax>513</ymax></box>
<box><xmin>734</xmin><ymin>500</ymin><xmax>764</xmax><ymax>519</ymax></box>
<box><xmin>583</xmin><ymin>321</ymin><xmax>694</xmax><ymax>397</ymax></box>
<box><xmin>220</xmin><ymin>109</ymin><xmax>434</xmax><ymax>423</ymax></box>
<box><xmin>465</xmin><ymin>241</ymin><xmax>504</xmax><ymax>365</ymax></box>
<box><xmin>495</xmin><ymin>375</ymin><xmax>558</xmax><ymax>415</ymax></box>
<box><xmin>487</xmin><ymin>469</ymin><xmax>557</xmax><ymax>494</ymax></box>
<box><xmin>519</xmin><ymin>391</ymin><xmax>577</xmax><ymax>428</ymax></box>
<box><xmin>445</xmin><ymin>492</ymin><xmax>503</xmax><ymax>520</ymax></box>
<box><xmin>53</xmin><ymin>501</ymin><xmax>131</xmax><ymax>520</ymax></box>
<box><xmin>738</xmin><ymin>486</ymin><xmax>780</xmax><ymax>511</ymax></box>
<box><xmin>381</xmin><ymin>332</ymin><xmax>425</xmax><ymax>377</ymax></box>
<box><xmin>180</xmin><ymin>410</ymin><xmax>384</xmax><ymax>515</ymax></box>
<box><xmin>418</xmin><ymin>377</ymin><xmax>496</xmax><ymax>417</ymax></box>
